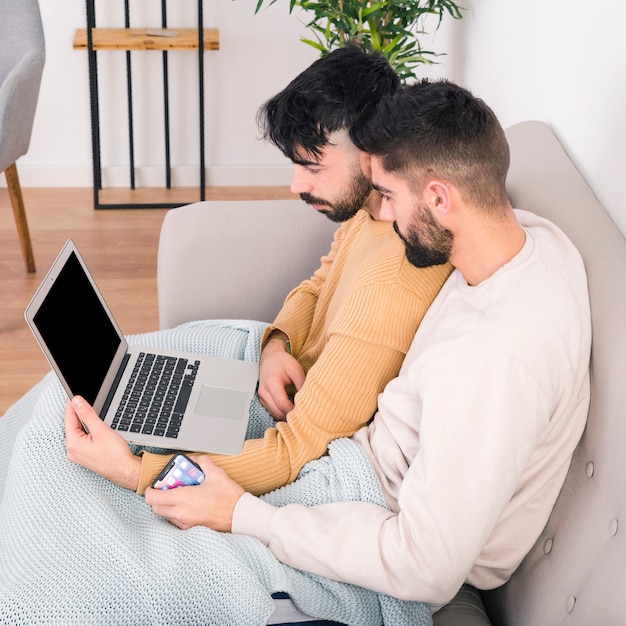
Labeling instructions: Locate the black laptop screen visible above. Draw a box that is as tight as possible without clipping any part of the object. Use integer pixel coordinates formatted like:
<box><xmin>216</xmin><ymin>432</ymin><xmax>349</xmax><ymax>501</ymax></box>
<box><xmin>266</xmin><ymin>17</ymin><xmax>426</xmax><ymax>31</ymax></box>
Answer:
<box><xmin>32</xmin><ymin>251</ymin><xmax>122</xmax><ymax>405</ymax></box>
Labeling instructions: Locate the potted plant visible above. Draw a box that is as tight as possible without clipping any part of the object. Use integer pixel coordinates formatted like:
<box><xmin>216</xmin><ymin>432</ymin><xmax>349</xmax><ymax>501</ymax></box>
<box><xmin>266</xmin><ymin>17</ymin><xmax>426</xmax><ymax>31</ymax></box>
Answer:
<box><xmin>254</xmin><ymin>0</ymin><xmax>463</xmax><ymax>83</ymax></box>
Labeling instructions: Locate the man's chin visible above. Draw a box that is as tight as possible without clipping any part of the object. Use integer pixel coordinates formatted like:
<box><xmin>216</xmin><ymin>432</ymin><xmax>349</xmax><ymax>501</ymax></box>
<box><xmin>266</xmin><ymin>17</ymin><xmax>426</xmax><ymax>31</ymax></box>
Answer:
<box><xmin>318</xmin><ymin>209</ymin><xmax>346</xmax><ymax>223</ymax></box>
<box><xmin>404</xmin><ymin>245</ymin><xmax>450</xmax><ymax>268</ymax></box>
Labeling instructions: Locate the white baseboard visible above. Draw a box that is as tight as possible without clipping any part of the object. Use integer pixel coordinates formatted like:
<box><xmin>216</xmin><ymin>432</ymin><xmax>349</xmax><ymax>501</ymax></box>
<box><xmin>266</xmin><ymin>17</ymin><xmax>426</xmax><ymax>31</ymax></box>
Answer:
<box><xmin>1</xmin><ymin>165</ymin><xmax>293</xmax><ymax>188</ymax></box>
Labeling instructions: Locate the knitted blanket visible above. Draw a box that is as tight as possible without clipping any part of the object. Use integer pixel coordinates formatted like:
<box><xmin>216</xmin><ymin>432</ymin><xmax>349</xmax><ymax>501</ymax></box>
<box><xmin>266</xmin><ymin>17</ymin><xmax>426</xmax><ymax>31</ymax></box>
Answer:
<box><xmin>0</xmin><ymin>320</ymin><xmax>432</xmax><ymax>626</ymax></box>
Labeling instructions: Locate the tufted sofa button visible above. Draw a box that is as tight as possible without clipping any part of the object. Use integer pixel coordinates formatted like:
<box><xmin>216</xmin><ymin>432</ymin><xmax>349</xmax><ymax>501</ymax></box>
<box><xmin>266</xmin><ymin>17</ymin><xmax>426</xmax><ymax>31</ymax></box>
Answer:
<box><xmin>585</xmin><ymin>461</ymin><xmax>594</xmax><ymax>478</ymax></box>
<box><xmin>543</xmin><ymin>538</ymin><xmax>553</xmax><ymax>554</ymax></box>
<box><xmin>566</xmin><ymin>596</ymin><xmax>576</xmax><ymax>613</ymax></box>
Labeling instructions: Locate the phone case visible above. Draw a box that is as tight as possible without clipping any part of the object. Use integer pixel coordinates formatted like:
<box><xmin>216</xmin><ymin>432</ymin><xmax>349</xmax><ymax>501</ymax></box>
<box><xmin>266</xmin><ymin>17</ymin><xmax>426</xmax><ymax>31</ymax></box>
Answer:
<box><xmin>152</xmin><ymin>453</ymin><xmax>205</xmax><ymax>490</ymax></box>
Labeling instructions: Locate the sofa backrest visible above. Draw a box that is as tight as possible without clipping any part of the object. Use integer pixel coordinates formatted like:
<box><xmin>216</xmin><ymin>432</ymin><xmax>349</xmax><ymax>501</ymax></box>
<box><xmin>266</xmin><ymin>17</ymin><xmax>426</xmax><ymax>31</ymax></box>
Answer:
<box><xmin>157</xmin><ymin>199</ymin><xmax>338</xmax><ymax>328</ymax></box>
<box><xmin>483</xmin><ymin>121</ymin><xmax>626</xmax><ymax>624</ymax></box>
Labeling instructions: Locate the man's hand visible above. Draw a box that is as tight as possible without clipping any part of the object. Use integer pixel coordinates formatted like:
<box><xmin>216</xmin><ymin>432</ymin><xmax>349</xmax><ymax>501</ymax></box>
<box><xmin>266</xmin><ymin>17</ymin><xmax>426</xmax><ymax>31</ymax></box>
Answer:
<box><xmin>258</xmin><ymin>337</ymin><xmax>305</xmax><ymax>421</ymax></box>
<box><xmin>64</xmin><ymin>395</ymin><xmax>141</xmax><ymax>491</ymax></box>
<box><xmin>145</xmin><ymin>456</ymin><xmax>244</xmax><ymax>531</ymax></box>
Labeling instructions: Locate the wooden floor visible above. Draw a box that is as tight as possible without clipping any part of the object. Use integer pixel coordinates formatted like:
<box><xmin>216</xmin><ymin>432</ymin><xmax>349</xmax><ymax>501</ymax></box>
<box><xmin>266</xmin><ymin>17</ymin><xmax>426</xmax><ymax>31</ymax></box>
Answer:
<box><xmin>0</xmin><ymin>186</ymin><xmax>294</xmax><ymax>417</ymax></box>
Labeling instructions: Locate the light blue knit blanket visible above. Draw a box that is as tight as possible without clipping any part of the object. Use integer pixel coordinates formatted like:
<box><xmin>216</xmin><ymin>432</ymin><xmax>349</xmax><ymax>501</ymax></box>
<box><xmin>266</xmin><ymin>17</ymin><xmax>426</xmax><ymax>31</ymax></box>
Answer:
<box><xmin>0</xmin><ymin>320</ymin><xmax>431</xmax><ymax>626</ymax></box>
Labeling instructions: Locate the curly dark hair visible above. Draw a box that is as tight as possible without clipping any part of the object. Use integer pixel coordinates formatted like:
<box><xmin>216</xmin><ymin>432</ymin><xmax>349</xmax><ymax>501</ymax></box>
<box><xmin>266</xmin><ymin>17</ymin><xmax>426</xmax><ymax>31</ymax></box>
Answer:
<box><xmin>257</xmin><ymin>43</ymin><xmax>400</xmax><ymax>162</ymax></box>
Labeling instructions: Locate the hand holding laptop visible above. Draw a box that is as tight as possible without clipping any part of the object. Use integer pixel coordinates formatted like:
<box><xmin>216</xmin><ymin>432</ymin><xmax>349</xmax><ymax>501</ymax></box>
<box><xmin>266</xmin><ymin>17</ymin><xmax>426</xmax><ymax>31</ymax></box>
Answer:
<box><xmin>64</xmin><ymin>395</ymin><xmax>142</xmax><ymax>491</ymax></box>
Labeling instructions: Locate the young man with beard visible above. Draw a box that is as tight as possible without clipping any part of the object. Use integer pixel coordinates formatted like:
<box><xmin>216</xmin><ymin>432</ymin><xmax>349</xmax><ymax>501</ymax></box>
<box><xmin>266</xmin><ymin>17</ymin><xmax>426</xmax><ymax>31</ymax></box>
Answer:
<box><xmin>64</xmin><ymin>46</ymin><xmax>452</xmax><ymax>496</ymax></box>
<box><xmin>138</xmin><ymin>80</ymin><xmax>591</xmax><ymax>609</ymax></box>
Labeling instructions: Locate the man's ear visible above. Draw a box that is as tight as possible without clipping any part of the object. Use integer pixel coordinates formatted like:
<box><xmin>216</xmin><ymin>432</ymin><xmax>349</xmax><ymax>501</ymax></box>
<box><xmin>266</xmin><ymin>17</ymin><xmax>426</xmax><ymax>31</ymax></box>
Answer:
<box><xmin>426</xmin><ymin>180</ymin><xmax>452</xmax><ymax>215</ymax></box>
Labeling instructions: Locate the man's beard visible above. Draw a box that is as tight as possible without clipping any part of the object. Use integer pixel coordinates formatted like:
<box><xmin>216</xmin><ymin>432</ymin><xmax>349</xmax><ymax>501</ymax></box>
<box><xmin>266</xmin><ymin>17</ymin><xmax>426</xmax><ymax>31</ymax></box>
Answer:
<box><xmin>394</xmin><ymin>202</ymin><xmax>453</xmax><ymax>268</ymax></box>
<box><xmin>300</xmin><ymin>170</ymin><xmax>372</xmax><ymax>223</ymax></box>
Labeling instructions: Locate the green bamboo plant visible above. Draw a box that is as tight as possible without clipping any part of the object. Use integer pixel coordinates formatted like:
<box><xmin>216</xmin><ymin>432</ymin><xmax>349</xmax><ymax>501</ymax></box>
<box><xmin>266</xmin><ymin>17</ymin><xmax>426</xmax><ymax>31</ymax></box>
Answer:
<box><xmin>254</xmin><ymin>0</ymin><xmax>463</xmax><ymax>82</ymax></box>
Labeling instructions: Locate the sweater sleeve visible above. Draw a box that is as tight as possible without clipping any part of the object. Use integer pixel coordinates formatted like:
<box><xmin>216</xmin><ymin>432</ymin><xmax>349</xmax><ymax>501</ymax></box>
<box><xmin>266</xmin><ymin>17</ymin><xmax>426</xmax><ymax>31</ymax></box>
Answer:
<box><xmin>193</xmin><ymin>274</ymin><xmax>441</xmax><ymax>496</ymax></box>
<box><xmin>137</xmin><ymin>260</ymin><xmax>450</xmax><ymax>496</ymax></box>
<box><xmin>137</xmin><ymin>223</ymin><xmax>346</xmax><ymax>495</ymax></box>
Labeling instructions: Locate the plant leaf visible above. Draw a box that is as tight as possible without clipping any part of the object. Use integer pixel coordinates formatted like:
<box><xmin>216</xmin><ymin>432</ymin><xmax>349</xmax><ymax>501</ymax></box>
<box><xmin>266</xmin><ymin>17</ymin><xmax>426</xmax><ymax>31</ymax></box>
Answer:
<box><xmin>248</xmin><ymin>0</ymin><xmax>464</xmax><ymax>82</ymax></box>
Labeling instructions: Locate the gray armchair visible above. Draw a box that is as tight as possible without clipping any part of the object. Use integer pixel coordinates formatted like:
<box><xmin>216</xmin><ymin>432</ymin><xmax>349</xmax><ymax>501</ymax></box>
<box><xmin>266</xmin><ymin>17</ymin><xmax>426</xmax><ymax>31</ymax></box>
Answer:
<box><xmin>0</xmin><ymin>0</ymin><xmax>45</xmax><ymax>273</ymax></box>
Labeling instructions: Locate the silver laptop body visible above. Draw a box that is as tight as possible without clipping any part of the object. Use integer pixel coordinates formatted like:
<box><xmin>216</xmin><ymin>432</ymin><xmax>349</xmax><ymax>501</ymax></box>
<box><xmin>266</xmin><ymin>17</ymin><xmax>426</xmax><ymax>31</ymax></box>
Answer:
<box><xmin>25</xmin><ymin>239</ymin><xmax>258</xmax><ymax>455</ymax></box>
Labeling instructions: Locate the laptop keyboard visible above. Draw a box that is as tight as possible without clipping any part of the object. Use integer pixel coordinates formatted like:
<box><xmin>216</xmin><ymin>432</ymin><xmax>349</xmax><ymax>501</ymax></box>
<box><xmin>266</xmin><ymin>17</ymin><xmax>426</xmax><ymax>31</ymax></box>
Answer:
<box><xmin>111</xmin><ymin>352</ymin><xmax>200</xmax><ymax>439</ymax></box>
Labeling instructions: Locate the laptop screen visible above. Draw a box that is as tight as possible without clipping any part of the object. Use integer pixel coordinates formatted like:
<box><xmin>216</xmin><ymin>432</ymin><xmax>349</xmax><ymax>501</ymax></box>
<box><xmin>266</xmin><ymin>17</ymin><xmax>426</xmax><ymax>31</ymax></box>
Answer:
<box><xmin>31</xmin><ymin>251</ymin><xmax>122</xmax><ymax>405</ymax></box>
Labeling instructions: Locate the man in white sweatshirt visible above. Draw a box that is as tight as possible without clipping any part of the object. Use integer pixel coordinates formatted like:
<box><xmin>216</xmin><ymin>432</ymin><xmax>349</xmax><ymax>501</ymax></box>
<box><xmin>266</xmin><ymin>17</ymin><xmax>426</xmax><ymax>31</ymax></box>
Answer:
<box><xmin>131</xmin><ymin>80</ymin><xmax>592</xmax><ymax>608</ymax></box>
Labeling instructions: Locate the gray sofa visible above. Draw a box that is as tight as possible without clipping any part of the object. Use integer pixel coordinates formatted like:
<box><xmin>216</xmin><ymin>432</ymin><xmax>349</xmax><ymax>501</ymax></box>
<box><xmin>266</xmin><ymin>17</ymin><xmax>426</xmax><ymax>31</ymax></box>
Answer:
<box><xmin>157</xmin><ymin>121</ymin><xmax>626</xmax><ymax>625</ymax></box>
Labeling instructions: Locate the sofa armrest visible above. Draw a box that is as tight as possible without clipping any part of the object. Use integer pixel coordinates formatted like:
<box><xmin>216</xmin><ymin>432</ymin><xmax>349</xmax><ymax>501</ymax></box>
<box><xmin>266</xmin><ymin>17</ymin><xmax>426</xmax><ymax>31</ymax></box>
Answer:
<box><xmin>157</xmin><ymin>199</ymin><xmax>338</xmax><ymax>329</ymax></box>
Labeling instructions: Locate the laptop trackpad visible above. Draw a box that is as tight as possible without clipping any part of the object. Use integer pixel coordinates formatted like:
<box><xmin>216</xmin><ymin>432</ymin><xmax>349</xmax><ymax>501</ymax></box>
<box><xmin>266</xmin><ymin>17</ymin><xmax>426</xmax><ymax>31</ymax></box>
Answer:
<box><xmin>196</xmin><ymin>385</ymin><xmax>248</xmax><ymax>421</ymax></box>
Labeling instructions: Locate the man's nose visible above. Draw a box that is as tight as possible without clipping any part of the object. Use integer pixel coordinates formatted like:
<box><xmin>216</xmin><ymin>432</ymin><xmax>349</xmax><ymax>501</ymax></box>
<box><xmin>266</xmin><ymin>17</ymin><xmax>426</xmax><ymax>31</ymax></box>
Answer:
<box><xmin>290</xmin><ymin>165</ymin><xmax>312</xmax><ymax>195</ymax></box>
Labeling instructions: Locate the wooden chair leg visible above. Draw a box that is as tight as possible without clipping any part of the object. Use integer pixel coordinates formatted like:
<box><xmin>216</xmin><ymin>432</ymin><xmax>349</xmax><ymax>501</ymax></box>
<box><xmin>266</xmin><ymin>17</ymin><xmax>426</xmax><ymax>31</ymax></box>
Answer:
<box><xmin>5</xmin><ymin>162</ymin><xmax>36</xmax><ymax>273</ymax></box>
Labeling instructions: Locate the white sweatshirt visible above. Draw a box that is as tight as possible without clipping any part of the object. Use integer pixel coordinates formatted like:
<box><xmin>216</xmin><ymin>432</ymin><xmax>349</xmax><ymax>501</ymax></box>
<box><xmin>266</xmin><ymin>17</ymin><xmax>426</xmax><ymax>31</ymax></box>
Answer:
<box><xmin>232</xmin><ymin>210</ymin><xmax>592</xmax><ymax>606</ymax></box>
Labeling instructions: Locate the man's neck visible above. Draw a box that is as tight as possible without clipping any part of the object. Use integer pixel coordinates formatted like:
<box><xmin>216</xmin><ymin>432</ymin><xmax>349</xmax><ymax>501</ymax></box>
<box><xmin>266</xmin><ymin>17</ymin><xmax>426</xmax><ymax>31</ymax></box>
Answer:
<box><xmin>453</xmin><ymin>207</ymin><xmax>526</xmax><ymax>286</ymax></box>
<box><xmin>362</xmin><ymin>191</ymin><xmax>384</xmax><ymax>221</ymax></box>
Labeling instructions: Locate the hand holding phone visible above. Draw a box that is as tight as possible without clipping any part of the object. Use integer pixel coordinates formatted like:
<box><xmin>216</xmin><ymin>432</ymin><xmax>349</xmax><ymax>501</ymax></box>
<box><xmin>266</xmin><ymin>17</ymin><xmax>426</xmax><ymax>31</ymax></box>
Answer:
<box><xmin>152</xmin><ymin>453</ymin><xmax>205</xmax><ymax>490</ymax></box>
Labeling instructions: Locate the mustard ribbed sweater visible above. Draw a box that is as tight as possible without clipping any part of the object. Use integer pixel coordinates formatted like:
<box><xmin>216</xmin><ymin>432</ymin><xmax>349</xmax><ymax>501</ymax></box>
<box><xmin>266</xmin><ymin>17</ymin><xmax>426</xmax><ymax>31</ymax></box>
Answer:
<box><xmin>137</xmin><ymin>210</ymin><xmax>451</xmax><ymax>494</ymax></box>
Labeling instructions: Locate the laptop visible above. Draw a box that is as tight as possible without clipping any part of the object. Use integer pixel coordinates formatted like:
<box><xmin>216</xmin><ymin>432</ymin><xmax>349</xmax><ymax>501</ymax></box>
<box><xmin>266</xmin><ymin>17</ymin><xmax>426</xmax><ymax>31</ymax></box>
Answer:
<box><xmin>24</xmin><ymin>239</ymin><xmax>259</xmax><ymax>455</ymax></box>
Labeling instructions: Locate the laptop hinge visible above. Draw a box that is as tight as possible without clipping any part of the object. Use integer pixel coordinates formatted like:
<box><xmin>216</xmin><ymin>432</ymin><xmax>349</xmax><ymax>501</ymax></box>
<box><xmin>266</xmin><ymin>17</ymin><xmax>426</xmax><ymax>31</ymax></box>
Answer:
<box><xmin>100</xmin><ymin>353</ymin><xmax>130</xmax><ymax>419</ymax></box>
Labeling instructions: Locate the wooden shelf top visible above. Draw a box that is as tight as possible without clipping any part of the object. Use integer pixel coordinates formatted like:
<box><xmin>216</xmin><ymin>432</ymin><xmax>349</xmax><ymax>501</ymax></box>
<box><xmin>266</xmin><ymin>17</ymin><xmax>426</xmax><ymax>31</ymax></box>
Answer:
<box><xmin>73</xmin><ymin>28</ymin><xmax>219</xmax><ymax>51</ymax></box>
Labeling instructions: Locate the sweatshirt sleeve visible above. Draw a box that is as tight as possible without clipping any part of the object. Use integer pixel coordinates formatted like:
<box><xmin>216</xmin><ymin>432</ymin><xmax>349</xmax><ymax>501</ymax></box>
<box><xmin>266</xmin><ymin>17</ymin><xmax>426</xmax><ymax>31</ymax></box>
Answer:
<box><xmin>233</xmin><ymin>348</ymin><xmax>547</xmax><ymax>605</ymax></box>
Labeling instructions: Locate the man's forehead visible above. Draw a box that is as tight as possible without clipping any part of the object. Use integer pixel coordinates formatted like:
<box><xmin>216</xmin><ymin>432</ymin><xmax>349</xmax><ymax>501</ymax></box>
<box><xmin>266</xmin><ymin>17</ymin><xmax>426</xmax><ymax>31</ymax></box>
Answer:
<box><xmin>293</xmin><ymin>129</ymin><xmax>355</xmax><ymax>165</ymax></box>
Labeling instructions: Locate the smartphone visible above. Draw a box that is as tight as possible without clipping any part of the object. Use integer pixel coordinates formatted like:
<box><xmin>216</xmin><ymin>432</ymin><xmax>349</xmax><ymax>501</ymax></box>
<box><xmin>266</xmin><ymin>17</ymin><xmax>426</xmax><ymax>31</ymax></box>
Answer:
<box><xmin>152</xmin><ymin>453</ymin><xmax>205</xmax><ymax>490</ymax></box>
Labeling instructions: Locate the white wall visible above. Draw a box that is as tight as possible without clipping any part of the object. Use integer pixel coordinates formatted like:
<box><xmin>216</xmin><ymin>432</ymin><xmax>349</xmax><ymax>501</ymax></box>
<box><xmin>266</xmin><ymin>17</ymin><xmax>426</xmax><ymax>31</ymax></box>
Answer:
<box><xmin>15</xmin><ymin>0</ymin><xmax>319</xmax><ymax>187</ymax></box>
<box><xmin>458</xmin><ymin>0</ymin><xmax>626</xmax><ymax>235</ymax></box>
<box><xmin>8</xmin><ymin>0</ymin><xmax>626</xmax><ymax>236</ymax></box>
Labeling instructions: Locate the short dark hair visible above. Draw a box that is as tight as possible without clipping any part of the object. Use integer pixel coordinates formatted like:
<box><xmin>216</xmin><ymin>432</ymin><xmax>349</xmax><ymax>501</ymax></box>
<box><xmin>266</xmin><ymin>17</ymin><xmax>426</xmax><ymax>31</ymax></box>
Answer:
<box><xmin>351</xmin><ymin>79</ymin><xmax>511</xmax><ymax>211</ymax></box>
<box><xmin>257</xmin><ymin>43</ymin><xmax>400</xmax><ymax>162</ymax></box>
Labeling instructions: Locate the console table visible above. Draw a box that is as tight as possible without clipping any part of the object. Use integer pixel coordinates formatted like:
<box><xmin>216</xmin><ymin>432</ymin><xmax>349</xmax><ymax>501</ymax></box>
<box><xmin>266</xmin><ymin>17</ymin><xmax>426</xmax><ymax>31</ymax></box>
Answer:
<box><xmin>73</xmin><ymin>0</ymin><xmax>219</xmax><ymax>209</ymax></box>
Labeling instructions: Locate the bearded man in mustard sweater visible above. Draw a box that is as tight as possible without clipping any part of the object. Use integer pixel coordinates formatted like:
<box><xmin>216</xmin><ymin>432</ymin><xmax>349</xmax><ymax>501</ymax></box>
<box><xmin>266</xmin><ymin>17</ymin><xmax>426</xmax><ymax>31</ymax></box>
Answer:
<box><xmin>64</xmin><ymin>45</ymin><xmax>452</xmax><ymax>496</ymax></box>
